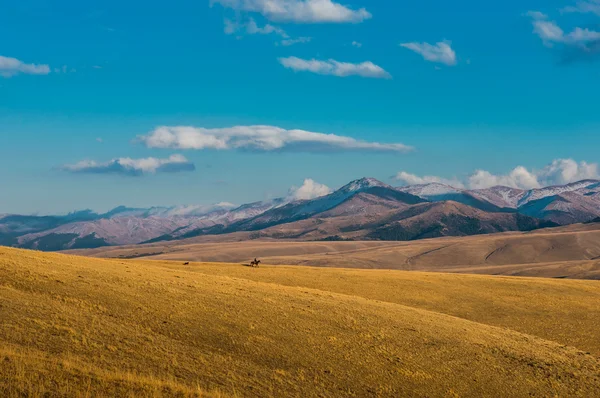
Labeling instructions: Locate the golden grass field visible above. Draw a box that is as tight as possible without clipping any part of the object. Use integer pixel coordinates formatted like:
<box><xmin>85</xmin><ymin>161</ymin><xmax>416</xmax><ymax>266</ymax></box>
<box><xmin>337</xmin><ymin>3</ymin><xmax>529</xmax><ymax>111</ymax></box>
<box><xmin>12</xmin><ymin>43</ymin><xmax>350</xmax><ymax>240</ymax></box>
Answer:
<box><xmin>73</xmin><ymin>223</ymin><xmax>600</xmax><ymax>279</ymax></box>
<box><xmin>2</xmin><ymin>246</ymin><xmax>600</xmax><ymax>397</ymax></box>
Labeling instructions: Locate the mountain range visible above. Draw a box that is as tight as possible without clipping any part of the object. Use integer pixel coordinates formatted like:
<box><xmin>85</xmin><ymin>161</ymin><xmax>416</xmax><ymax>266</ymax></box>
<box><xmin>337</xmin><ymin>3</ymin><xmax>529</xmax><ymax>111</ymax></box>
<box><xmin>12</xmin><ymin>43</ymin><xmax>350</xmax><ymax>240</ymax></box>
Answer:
<box><xmin>2</xmin><ymin>178</ymin><xmax>599</xmax><ymax>251</ymax></box>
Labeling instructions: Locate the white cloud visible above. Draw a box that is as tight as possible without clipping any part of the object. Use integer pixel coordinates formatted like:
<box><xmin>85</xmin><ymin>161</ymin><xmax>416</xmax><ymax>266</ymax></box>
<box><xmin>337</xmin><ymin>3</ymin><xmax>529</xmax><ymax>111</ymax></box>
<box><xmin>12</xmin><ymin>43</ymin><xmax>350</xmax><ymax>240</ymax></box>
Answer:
<box><xmin>138</xmin><ymin>125</ymin><xmax>413</xmax><ymax>153</ymax></box>
<box><xmin>400</xmin><ymin>41</ymin><xmax>457</xmax><ymax>66</ymax></box>
<box><xmin>468</xmin><ymin>167</ymin><xmax>541</xmax><ymax>190</ymax></box>
<box><xmin>537</xmin><ymin>159</ymin><xmax>599</xmax><ymax>186</ymax></box>
<box><xmin>527</xmin><ymin>11</ymin><xmax>600</xmax><ymax>46</ymax></box>
<box><xmin>0</xmin><ymin>55</ymin><xmax>50</xmax><ymax>78</ymax></box>
<box><xmin>278</xmin><ymin>56</ymin><xmax>391</xmax><ymax>79</ymax></box>
<box><xmin>288</xmin><ymin>178</ymin><xmax>332</xmax><ymax>200</ymax></box>
<box><xmin>54</xmin><ymin>65</ymin><xmax>75</xmax><ymax>74</ymax></box>
<box><xmin>224</xmin><ymin>18</ymin><xmax>310</xmax><ymax>46</ymax></box>
<box><xmin>562</xmin><ymin>1</ymin><xmax>600</xmax><ymax>16</ymax></box>
<box><xmin>395</xmin><ymin>159</ymin><xmax>600</xmax><ymax>190</ymax></box>
<box><xmin>211</xmin><ymin>0</ymin><xmax>371</xmax><ymax>23</ymax></box>
<box><xmin>225</xmin><ymin>18</ymin><xmax>288</xmax><ymax>37</ymax></box>
<box><xmin>525</xmin><ymin>11</ymin><xmax>549</xmax><ymax>19</ymax></box>
<box><xmin>61</xmin><ymin>154</ymin><xmax>196</xmax><ymax>176</ymax></box>
<box><xmin>395</xmin><ymin>172</ymin><xmax>465</xmax><ymax>188</ymax></box>
<box><xmin>96</xmin><ymin>137</ymin><xmax>103</xmax><ymax>143</ymax></box>
<box><xmin>351</xmin><ymin>41</ymin><xmax>362</xmax><ymax>48</ymax></box>
<box><xmin>280</xmin><ymin>37</ymin><xmax>312</xmax><ymax>46</ymax></box>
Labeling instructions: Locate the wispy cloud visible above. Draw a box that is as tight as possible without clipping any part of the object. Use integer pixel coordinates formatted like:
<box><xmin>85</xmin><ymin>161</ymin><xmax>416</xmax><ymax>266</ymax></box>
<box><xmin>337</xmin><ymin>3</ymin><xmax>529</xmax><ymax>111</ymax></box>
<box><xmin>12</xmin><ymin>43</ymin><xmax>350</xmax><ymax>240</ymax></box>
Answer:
<box><xmin>280</xmin><ymin>37</ymin><xmax>312</xmax><ymax>46</ymax></box>
<box><xmin>224</xmin><ymin>18</ymin><xmax>288</xmax><ymax>37</ymax></box>
<box><xmin>288</xmin><ymin>178</ymin><xmax>332</xmax><ymax>200</ymax></box>
<box><xmin>400</xmin><ymin>41</ymin><xmax>457</xmax><ymax>66</ymax></box>
<box><xmin>525</xmin><ymin>11</ymin><xmax>549</xmax><ymax>20</ymax></box>
<box><xmin>351</xmin><ymin>41</ymin><xmax>362</xmax><ymax>48</ymax></box>
<box><xmin>54</xmin><ymin>65</ymin><xmax>76</xmax><ymax>74</ymax></box>
<box><xmin>561</xmin><ymin>1</ymin><xmax>600</xmax><ymax>16</ymax></box>
<box><xmin>528</xmin><ymin>11</ymin><xmax>600</xmax><ymax>45</ymax></box>
<box><xmin>224</xmin><ymin>18</ymin><xmax>310</xmax><ymax>46</ymax></box>
<box><xmin>526</xmin><ymin>10</ymin><xmax>600</xmax><ymax>62</ymax></box>
<box><xmin>278</xmin><ymin>56</ymin><xmax>391</xmax><ymax>78</ymax></box>
<box><xmin>60</xmin><ymin>154</ymin><xmax>196</xmax><ymax>176</ymax></box>
<box><xmin>138</xmin><ymin>125</ymin><xmax>413</xmax><ymax>153</ymax></box>
<box><xmin>211</xmin><ymin>0</ymin><xmax>371</xmax><ymax>23</ymax></box>
<box><xmin>396</xmin><ymin>159</ymin><xmax>599</xmax><ymax>190</ymax></box>
<box><xmin>0</xmin><ymin>55</ymin><xmax>50</xmax><ymax>78</ymax></box>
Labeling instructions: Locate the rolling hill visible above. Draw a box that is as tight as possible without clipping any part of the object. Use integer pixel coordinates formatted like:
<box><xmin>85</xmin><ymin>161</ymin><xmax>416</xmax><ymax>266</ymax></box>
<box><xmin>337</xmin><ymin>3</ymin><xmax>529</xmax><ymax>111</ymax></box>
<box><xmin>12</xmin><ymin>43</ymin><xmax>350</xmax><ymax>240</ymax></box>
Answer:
<box><xmin>1</xmin><ymin>246</ymin><xmax>600</xmax><ymax>397</ymax></box>
<box><xmin>74</xmin><ymin>221</ymin><xmax>600</xmax><ymax>280</ymax></box>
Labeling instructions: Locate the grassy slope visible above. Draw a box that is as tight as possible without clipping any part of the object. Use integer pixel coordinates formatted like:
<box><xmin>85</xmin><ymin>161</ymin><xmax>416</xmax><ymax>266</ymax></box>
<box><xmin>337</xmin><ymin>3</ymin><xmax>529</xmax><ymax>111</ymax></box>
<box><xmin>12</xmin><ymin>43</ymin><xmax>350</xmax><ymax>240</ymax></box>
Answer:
<box><xmin>156</xmin><ymin>262</ymin><xmax>600</xmax><ymax>356</ymax></box>
<box><xmin>70</xmin><ymin>224</ymin><xmax>600</xmax><ymax>280</ymax></box>
<box><xmin>1</xmin><ymin>246</ymin><xmax>600</xmax><ymax>397</ymax></box>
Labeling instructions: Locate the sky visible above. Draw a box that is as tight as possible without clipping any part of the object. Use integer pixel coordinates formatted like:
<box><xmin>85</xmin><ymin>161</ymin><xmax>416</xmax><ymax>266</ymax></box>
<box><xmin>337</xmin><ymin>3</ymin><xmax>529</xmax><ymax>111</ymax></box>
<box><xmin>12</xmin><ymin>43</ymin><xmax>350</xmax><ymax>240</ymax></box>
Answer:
<box><xmin>1</xmin><ymin>0</ymin><xmax>600</xmax><ymax>214</ymax></box>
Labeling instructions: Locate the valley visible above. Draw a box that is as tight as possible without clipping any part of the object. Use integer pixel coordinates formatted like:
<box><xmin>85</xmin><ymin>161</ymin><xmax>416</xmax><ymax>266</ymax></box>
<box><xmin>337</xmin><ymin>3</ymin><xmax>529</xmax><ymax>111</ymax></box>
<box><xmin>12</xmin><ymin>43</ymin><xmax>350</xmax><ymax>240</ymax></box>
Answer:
<box><xmin>72</xmin><ymin>221</ymin><xmax>600</xmax><ymax>280</ymax></box>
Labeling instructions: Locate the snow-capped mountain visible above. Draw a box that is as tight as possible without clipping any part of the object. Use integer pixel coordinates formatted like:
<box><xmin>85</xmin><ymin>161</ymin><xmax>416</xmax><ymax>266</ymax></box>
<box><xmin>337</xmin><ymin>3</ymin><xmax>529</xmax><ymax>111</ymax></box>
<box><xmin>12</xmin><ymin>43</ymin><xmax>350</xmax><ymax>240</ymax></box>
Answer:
<box><xmin>339</xmin><ymin>177</ymin><xmax>390</xmax><ymax>193</ymax></box>
<box><xmin>398</xmin><ymin>179</ymin><xmax>600</xmax><ymax>223</ymax></box>
<box><xmin>397</xmin><ymin>183</ymin><xmax>463</xmax><ymax>200</ymax></box>
<box><xmin>468</xmin><ymin>186</ymin><xmax>527</xmax><ymax>209</ymax></box>
<box><xmin>517</xmin><ymin>180</ymin><xmax>600</xmax><ymax>207</ymax></box>
<box><xmin>3</xmin><ymin>178</ymin><xmax>599</xmax><ymax>251</ymax></box>
<box><xmin>220</xmin><ymin>178</ymin><xmax>418</xmax><ymax>233</ymax></box>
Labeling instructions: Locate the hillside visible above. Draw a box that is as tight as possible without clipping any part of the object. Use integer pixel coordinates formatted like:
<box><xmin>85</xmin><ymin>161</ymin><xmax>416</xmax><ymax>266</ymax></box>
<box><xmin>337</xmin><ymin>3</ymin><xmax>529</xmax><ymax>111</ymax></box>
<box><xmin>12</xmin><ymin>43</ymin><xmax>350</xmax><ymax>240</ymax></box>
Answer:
<box><xmin>74</xmin><ymin>222</ymin><xmax>600</xmax><ymax>280</ymax></box>
<box><xmin>1</xmin><ymin>247</ymin><xmax>600</xmax><ymax>397</ymax></box>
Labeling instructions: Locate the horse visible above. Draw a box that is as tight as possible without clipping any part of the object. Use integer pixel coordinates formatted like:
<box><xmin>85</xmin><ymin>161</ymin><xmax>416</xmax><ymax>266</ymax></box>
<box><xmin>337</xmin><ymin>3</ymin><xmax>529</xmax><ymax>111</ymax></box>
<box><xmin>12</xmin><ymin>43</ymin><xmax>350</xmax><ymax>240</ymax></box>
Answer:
<box><xmin>250</xmin><ymin>258</ymin><xmax>261</xmax><ymax>268</ymax></box>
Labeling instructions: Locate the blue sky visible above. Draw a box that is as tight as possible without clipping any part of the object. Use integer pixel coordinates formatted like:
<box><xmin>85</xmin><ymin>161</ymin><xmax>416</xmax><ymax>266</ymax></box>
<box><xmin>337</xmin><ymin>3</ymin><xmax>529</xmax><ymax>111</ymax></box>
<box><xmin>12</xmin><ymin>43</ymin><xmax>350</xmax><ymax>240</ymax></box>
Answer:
<box><xmin>1</xmin><ymin>0</ymin><xmax>599</xmax><ymax>214</ymax></box>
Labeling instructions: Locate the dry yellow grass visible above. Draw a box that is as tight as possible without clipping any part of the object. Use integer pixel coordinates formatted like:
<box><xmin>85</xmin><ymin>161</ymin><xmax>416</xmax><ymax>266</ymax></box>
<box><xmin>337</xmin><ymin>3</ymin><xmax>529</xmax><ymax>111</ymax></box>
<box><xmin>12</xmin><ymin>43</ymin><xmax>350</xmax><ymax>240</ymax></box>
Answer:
<box><xmin>2</xmin><ymin>246</ymin><xmax>600</xmax><ymax>397</ymax></box>
<box><xmin>71</xmin><ymin>223</ymin><xmax>600</xmax><ymax>280</ymax></box>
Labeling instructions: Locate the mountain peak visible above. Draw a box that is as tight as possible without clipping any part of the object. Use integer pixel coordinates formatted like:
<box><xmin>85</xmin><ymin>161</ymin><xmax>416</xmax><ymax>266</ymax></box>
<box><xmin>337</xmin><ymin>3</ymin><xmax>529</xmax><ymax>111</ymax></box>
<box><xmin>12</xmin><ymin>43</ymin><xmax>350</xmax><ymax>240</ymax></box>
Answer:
<box><xmin>339</xmin><ymin>177</ymin><xmax>389</xmax><ymax>193</ymax></box>
<box><xmin>396</xmin><ymin>182</ymin><xmax>462</xmax><ymax>197</ymax></box>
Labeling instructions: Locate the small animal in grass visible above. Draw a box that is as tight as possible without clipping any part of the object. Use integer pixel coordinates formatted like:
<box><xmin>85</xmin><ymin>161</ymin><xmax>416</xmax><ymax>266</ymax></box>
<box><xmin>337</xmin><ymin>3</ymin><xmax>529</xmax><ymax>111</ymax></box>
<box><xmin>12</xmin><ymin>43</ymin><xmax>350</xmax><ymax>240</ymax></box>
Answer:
<box><xmin>183</xmin><ymin>262</ymin><xmax>190</xmax><ymax>265</ymax></box>
<box><xmin>250</xmin><ymin>258</ymin><xmax>261</xmax><ymax>268</ymax></box>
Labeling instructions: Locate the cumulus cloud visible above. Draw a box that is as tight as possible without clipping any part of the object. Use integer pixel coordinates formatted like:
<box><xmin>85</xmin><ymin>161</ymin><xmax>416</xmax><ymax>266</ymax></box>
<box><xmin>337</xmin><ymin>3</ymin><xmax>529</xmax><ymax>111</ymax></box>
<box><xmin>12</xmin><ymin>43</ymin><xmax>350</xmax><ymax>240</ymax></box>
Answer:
<box><xmin>288</xmin><ymin>178</ymin><xmax>332</xmax><ymax>200</ymax></box>
<box><xmin>211</xmin><ymin>0</ymin><xmax>371</xmax><ymax>23</ymax></box>
<box><xmin>394</xmin><ymin>172</ymin><xmax>465</xmax><ymax>189</ymax></box>
<box><xmin>138</xmin><ymin>125</ymin><xmax>412</xmax><ymax>153</ymax></box>
<box><xmin>537</xmin><ymin>159</ymin><xmax>599</xmax><ymax>185</ymax></box>
<box><xmin>395</xmin><ymin>159</ymin><xmax>599</xmax><ymax>190</ymax></box>
<box><xmin>400</xmin><ymin>41</ymin><xmax>457</xmax><ymax>66</ymax></box>
<box><xmin>60</xmin><ymin>154</ymin><xmax>196</xmax><ymax>176</ymax></box>
<box><xmin>468</xmin><ymin>167</ymin><xmax>541</xmax><ymax>190</ymax></box>
<box><xmin>0</xmin><ymin>55</ymin><xmax>50</xmax><ymax>78</ymax></box>
<box><xmin>278</xmin><ymin>56</ymin><xmax>391</xmax><ymax>78</ymax></box>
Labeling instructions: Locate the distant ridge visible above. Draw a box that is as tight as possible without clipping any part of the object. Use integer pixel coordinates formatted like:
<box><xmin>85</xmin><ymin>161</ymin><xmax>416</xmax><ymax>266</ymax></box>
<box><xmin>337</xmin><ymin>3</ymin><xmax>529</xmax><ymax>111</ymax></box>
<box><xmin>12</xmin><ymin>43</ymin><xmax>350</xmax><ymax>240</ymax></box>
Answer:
<box><xmin>2</xmin><ymin>178</ymin><xmax>598</xmax><ymax>251</ymax></box>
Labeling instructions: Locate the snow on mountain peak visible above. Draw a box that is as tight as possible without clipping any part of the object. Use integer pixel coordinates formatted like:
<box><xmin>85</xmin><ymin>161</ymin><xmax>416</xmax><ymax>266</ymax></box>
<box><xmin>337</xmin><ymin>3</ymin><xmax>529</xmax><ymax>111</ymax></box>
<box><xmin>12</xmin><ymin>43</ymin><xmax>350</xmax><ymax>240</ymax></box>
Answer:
<box><xmin>518</xmin><ymin>179</ymin><xmax>600</xmax><ymax>207</ymax></box>
<box><xmin>396</xmin><ymin>182</ymin><xmax>462</xmax><ymax>198</ymax></box>
<box><xmin>340</xmin><ymin>177</ymin><xmax>388</xmax><ymax>193</ymax></box>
